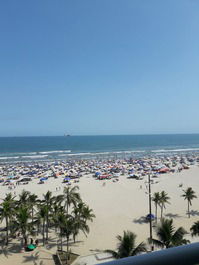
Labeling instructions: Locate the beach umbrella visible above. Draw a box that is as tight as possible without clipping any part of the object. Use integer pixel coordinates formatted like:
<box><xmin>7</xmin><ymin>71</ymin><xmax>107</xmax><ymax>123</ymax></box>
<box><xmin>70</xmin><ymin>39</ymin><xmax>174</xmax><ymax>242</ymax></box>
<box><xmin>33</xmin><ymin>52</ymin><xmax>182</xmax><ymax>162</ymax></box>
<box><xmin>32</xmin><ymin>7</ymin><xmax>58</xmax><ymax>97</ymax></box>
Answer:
<box><xmin>40</xmin><ymin>177</ymin><xmax>48</xmax><ymax>181</ymax></box>
<box><xmin>159</xmin><ymin>167</ymin><xmax>170</xmax><ymax>173</ymax></box>
<box><xmin>6</xmin><ymin>179</ymin><xmax>14</xmax><ymax>183</ymax></box>
<box><xmin>27</xmin><ymin>244</ymin><xmax>36</xmax><ymax>251</ymax></box>
<box><xmin>64</xmin><ymin>177</ymin><xmax>71</xmax><ymax>181</ymax></box>
<box><xmin>146</xmin><ymin>213</ymin><xmax>155</xmax><ymax>221</ymax></box>
<box><xmin>95</xmin><ymin>172</ymin><xmax>101</xmax><ymax>176</ymax></box>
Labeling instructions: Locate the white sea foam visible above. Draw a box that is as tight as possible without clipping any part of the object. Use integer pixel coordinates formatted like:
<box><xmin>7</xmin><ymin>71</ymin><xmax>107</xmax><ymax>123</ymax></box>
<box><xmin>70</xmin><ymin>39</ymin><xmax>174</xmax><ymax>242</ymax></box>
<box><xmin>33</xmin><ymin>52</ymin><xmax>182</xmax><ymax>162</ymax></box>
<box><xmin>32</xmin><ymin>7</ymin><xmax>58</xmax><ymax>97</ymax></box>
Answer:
<box><xmin>67</xmin><ymin>153</ymin><xmax>92</xmax><ymax>156</ymax></box>
<box><xmin>152</xmin><ymin>148</ymin><xmax>199</xmax><ymax>153</ymax></box>
<box><xmin>66</xmin><ymin>150</ymin><xmax>146</xmax><ymax>156</ymax></box>
<box><xmin>94</xmin><ymin>152</ymin><xmax>111</xmax><ymax>155</ymax></box>
<box><xmin>91</xmin><ymin>151</ymin><xmax>145</xmax><ymax>155</ymax></box>
<box><xmin>18</xmin><ymin>152</ymin><xmax>37</xmax><ymax>155</ymax></box>
<box><xmin>39</xmin><ymin>150</ymin><xmax>71</xmax><ymax>154</ymax></box>
<box><xmin>21</xmin><ymin>155</ymin><xmax>48</xmax><ymax>159</ymax></box>
<box><xmin>123</xmin><ymin>150</ymin><xmax>146</xmax><ymax>153</ymax></box>
<box><xmin>0</xmin><ymin>156</ymin><xmax>19</xmax><ymax>160</ymax></box>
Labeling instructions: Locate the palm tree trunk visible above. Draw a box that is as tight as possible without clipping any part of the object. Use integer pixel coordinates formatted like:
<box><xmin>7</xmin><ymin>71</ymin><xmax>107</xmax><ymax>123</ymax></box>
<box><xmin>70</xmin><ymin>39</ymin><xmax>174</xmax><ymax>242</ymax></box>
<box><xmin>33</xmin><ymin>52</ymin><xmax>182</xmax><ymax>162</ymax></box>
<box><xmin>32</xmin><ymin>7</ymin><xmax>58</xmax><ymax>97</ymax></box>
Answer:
<box><xmin>46</xmin><ymin>208</ymin><xmax>49</xmax><ymax>242</ymax></box>
<box><xmin>43</xmin><ymin>219</ymin><xmax>45</xmax><ymax>246</ymax></box>
<box><xmin>24</xmin><ymin>232</ymin><xmax>27</xmax><ymax>246</ymax></box>
<box><xmin>188</xmin><ymin>201</ymin><xmax>190</xmax><ymax>218</ymax></box>
<box><xmin>31</xmin><ymin>208</ymin><xmax>34</xmax><ymax>226</ymax></box>
<box><xmin>66</xmin><ymin>203</ymin><xmax>69</xmax><ymax>215</ymax></box>
<box><xmin>60</xmin><ymin>228</ymin><xmax>63</xmax><ymax>251</ymax></box>
<box><xmin>67</xmin><ymin>235</ymin><xmax>70</xmax><ymax>260</ymax></box>
<box><xmin>161</xmin><ymin>205</ymin><xmax>163</xmax><ymax>219</ymax></box>
<box><xmin>5</xmin><ymin>216</ymin><xmax>9</xmax><ymax>245</ymax></box>
<box><xmin>155</xmin><ymin>204</ymin><xmax>158</xmax><ymax>222</ymax></box>
<box><xmin>37</xmin><ymin>222</ymin><xmax>40</xmax><ymax>236</ymax></box>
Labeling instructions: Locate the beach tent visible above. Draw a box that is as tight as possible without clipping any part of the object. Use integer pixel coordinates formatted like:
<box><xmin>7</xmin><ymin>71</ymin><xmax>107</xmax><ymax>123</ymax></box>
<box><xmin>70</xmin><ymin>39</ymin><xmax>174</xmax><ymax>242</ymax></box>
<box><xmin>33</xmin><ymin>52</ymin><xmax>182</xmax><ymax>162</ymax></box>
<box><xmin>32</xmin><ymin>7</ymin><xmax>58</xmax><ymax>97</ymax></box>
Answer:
<box><xmin>40</xmin><ymin>177</ymin><xmax>48</xmax><ymax>181</ymax></box>
<box><xmin>146</xmin><ymin>214</ymin><xmax>155</xmax><ymax>221</ymax></box>
<box><xmin>64</xmin><ymin>177</ymin><xmax>71</xmax><ymax>182</ymax></box>
<box><xmin>95</xmin><ymin>172</ymin><xmax>101</xmax><ymax>177</ymax></box>
<box><xmin>26</xmin><ymin>244</ymin><xmax>36</xmax><ymax>251</ymax></box>
<box><xmin>158</xmin><ymin>168</ymin><xmax>170</xmax><ymax>173</ymax></box>
<box><xmin>18</xmin><ymin>177</ymin><xmax>32</xmax><ymax>182</ymax></box>
<box><xmin>6</xmin><ymin>179</ymin><xmax>14</xmax><ymax>183</ymax></box>
<box><xmin>7</xmin><ymin>175</ymin><xmax>14</xmax><ymax>179</ymax></box>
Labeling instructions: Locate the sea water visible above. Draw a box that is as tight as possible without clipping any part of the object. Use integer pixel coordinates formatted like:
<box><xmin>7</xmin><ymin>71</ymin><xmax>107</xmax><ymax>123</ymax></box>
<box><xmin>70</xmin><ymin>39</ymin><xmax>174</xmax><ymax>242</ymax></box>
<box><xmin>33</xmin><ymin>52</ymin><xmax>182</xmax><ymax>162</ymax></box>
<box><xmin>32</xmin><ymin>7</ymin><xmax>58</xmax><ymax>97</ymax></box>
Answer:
<box><xmin>0</xmin><ymin>134</ymin><xmax>199</xmax><ymax>163</ymax></box>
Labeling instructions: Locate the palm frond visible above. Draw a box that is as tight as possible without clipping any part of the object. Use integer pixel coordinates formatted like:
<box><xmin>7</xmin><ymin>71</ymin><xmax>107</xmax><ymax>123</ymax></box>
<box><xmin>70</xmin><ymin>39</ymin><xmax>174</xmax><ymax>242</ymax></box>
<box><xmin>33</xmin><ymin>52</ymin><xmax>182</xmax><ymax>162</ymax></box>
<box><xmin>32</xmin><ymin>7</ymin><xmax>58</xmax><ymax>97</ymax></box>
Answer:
<box><xmin>131</xmin><ymin>241</ymin><xmax>147</xmax><ymax>255</ymax></box>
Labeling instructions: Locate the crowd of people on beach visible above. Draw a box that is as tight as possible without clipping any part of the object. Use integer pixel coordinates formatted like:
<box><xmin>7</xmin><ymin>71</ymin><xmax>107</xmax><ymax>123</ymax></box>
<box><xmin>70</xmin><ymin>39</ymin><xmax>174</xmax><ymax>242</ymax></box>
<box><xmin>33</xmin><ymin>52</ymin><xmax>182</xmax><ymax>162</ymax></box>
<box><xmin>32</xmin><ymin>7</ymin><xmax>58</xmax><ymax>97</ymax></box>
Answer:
<box><xmin>0</xmin><ymin>153</ymin><xmax>198</xmax><ymax>187</ymax></box>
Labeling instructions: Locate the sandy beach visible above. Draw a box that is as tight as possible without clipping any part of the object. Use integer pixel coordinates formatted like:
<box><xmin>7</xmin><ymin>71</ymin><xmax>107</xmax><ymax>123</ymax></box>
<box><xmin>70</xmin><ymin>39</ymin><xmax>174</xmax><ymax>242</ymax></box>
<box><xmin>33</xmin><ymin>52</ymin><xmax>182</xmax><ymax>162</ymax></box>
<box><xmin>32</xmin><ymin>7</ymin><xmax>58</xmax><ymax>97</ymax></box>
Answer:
<box><xmin>0</xmin><ymin>158</ymin><xmax>199</xmax><ymax>264</ymax></box>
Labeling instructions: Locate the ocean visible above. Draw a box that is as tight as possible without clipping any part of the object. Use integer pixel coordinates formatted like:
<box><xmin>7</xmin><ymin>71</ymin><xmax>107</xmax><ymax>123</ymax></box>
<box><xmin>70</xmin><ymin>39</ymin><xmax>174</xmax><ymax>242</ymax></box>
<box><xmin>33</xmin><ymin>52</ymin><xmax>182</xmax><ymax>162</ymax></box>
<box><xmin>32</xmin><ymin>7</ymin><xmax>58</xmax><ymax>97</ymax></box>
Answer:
<box><xmin>0</xmin><ymin>134</ymin><xmax>199</xmax><ymax>163</ymax></box>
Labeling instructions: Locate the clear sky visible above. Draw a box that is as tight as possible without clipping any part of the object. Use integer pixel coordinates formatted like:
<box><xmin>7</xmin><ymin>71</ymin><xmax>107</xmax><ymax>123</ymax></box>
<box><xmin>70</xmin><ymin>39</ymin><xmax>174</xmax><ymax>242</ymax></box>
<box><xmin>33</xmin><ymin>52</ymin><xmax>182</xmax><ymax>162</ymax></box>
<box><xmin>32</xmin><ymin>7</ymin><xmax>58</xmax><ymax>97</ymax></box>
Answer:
<box><xmin>1</xmin><ymin>0</ymin><xmax>199</xmax><ymax>136</ymax></box>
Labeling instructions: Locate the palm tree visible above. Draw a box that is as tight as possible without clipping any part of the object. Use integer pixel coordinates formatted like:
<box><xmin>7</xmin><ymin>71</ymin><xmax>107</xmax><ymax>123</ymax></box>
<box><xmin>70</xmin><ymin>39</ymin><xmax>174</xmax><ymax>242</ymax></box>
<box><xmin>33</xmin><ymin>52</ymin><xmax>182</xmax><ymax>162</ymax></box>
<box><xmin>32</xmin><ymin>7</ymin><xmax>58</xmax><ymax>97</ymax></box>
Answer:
<box><xmin>73</xmin><ymin>202</ymin><xmax>95</xmax><ymax>223</ymax></box>
<box><xmin>151</xmin><ymin>219</ymin><xmax>189</xmax><ymax>249</ymax></box>
<box><xmin>55</xmin><ymin>194</ymin><xmax>64</xmax><ymax>205</ymax></box>
<box><xmin>159</xmin><ymin>191</ymin><xmax>170</xmax><ymax>219</ymax></box>
<box><xmin>36</xmin><ymin>205</ymin><xmax>48</xmax><ymax>245</ymax></box>
<box><xmin>62</xmin><ymin>215</ymin><xmax>74</xmax><ymax>260</ymax></box>
<box><xmin>56</xmin><ymin>211</ymin><xmax>67</xmax><ymax>251</ymax></box>
<box><xmin>51</xmin><ymin>202</ymin><xmax>64</xmax><ymax>233</ymax></box>
<box><xmin>64</xmin><ymin>186</ymin><xmax>81</xmax><ymax>215</ymax></box>
<box><xmin>14</xmin><ymin>206</ymin><xmax>32</xmax><ymax>246</ymax></box>
<box><xmin>0</xmin><ymin>193</ymin><xmax>16</xmax><ymax>245</ymax></box>
<box><xmin>105</xmin><ymin>231</ymin><xmax>147</xmax><ymax>259</ymax></box>
<box><xmin>28</xmin><ymin>194</ymin><xmax>39</xmax><ymax>226</ymax></box>
<box><xmin>71</xmin><ymin>215</ymin><xmax>90</xmax><ymax>243</ymax></box>
<box><xmin>42</xmin><ymin>191</ymin><xmax>54</xmax><ymax>242</ymax></box>
<box><xmin>18</xmin><ymin>190</ymin><xmax>31</xmax><ymax>206</ymax></box>
<box><xmin>182</xmin><ymin>187</ymin><xmax>197</xmax><ymax>218</ymax></box>
<box><xmin>190</xmin><ymin>221</ymin><xmax>199</xmax><ymax>237</ymax></box>
<box><xmin>152</xmin><ymin>192</ymin><xmax>161</xmax><ymax>221</ymax></box>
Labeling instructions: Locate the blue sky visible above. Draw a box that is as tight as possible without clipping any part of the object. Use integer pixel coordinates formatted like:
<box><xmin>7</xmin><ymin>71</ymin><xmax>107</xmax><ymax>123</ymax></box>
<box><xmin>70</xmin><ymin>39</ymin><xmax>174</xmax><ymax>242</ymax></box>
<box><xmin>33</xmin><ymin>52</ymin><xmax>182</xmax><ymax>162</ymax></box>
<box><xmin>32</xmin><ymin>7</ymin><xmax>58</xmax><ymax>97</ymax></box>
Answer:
<box><xmin>1</xmin><ymin>0</ymin><xmax>199</xmax><ymax>136</ymax></box>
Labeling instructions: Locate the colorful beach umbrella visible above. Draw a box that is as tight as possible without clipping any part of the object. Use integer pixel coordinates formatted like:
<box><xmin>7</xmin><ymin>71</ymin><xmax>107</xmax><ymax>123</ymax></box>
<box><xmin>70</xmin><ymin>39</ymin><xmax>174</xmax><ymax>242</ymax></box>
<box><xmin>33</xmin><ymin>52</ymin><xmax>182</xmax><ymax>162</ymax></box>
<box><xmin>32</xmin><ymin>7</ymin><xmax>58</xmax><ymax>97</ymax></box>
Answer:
<box><xmin>40</xmin><ymin>177</ymin><xmax>48</xmax><ymax>181</ymax></box>
<box><xmin>27</xmin><ymin>244</ymin><xmax>36</xmax><ymax>251</ymax></box>
<box><xmin>146</xmin><ymin>214</ymin><xmax>155</xmax><ymax>221</ymax></box>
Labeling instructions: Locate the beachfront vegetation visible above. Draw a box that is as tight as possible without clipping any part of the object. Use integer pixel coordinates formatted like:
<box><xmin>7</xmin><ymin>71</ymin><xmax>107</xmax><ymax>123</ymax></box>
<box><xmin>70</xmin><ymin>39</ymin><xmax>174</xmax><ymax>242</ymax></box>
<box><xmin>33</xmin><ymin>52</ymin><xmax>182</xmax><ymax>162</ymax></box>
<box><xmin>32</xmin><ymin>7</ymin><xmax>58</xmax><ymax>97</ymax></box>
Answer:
<box><xmin>0</xmin><ymin>193</ymin><xmax>16</xmax><ymax>245</ymax></box>
<box><xmin>159</xmin><ymin>191</ymin><xmax>170</xmax><ymax>219</ymax></box>
<box><xmin>152</xmin><ymin>192</ymin><xmax>161</xmax><ymax>221</ymax></box>
<box><xmin>105</xmin><ymin>230</ymin><xmax>147</xmax><ymax>259</ymax></box>
<box><xmin>190</xmin><ymin>221</ymin><xmax>199</xmax><ymax>237</ymax></box>
<box><xmin>182</xmin><ymin>187</ymin><xmax>197</xmax><ymax>218</ymax></box>
<box><xmin>150</xmin><ymin>218</ymin><xmax>189</xmax><ymax>249</ymax></box>
<box><xmin>152</xmin><ymin>191</ymin><xmax>170</xmax><ymax>220</ymax></box>
<box><xmin>0</xmin><ymin>186</ymin><xmax>95</xmax><ymax>260</ymax></box>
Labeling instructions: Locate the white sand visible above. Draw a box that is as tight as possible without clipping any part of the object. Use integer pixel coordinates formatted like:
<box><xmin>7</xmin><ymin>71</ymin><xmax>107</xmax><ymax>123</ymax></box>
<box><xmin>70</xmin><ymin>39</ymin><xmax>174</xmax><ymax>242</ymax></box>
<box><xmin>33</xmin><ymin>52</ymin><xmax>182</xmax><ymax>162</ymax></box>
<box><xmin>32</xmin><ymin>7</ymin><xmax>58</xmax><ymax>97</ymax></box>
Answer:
<box><xmin>0</xmin><ymin>166</ymin><xmax>199</xmax><ymax>264</ymax></box>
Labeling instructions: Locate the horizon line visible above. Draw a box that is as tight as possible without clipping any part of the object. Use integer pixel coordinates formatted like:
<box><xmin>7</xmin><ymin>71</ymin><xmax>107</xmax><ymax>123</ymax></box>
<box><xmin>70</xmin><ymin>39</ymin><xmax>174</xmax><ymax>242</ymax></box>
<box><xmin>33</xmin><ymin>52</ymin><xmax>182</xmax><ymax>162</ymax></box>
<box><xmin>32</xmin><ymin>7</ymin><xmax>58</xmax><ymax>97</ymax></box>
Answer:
<box><xmin>1</xmin><ymin>133</ymin><xmax>199</xmax><ymax>138</ymax></box>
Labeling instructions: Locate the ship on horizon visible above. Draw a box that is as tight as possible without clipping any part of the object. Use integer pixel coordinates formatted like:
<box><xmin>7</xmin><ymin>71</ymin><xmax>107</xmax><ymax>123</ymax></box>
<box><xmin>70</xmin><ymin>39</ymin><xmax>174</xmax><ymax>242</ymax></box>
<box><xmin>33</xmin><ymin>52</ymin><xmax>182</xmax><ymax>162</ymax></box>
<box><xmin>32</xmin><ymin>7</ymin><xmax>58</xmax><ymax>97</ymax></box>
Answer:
<box><xmin>64</xmin><ymin>133</ymin><xmax>71</xmax><ymax>137</ymax></box>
